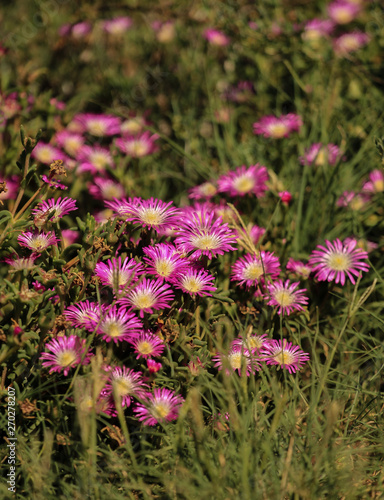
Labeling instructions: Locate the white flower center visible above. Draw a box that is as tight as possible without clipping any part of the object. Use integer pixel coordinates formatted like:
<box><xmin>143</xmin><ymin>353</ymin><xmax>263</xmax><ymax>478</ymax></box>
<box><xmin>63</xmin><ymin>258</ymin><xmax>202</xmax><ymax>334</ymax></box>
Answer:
<box><xmin>273</xmin><ymin>289</ymin><xmax>294</xmax><ymax>307</ymax></box>
<box><xmin>326</xmin><ymin>252</ymin><xmax>351</xmax><ymax>271</ymax></box>
<box><xmin>156</xmin><ymin>259</ymin><xmax>173</xmax><ymax>277</ymax></box>
<box><xmin>182</xmin><ymin>277</ymin><xmax>202</xmax><ymax>293</ymax></box>
<box><xmin>65</xmin><ymin>137</ymin><xmax>82</xmax><ymax>156</ymax></box>
<box><xmin>31</xmin><ymin>236</ymin><xmax>48</xmax><ymax>251</ymax></box>
<box><xmin>243</xmin><ymin>262</ymin><xmax>263</xmax><ymax>280</ymax></box>
<box><xmin>229</xmin><ymin>352</ymin><xmax>242</xmax><ymax>370</ymax></box>
<box><xmin>200</xmin><ymin>182</ymin><xmax>217</xmax><ymax>197</ymax></box>
<box><xmin>138</xmin><ymin>207</ymin><xmax>163</xmax><ymax>226</ymax></box>
<box><xmin>133</xmin><ymin>293</ymin><xmax>155</xmax><ymax>310</ymax></box>
<box><xmin>233</xmin><ymin>175</ymin><xmax>255</xmax><ymax>194</ymax></box>
<box><xmin>57</xmin><ymin>349</ymin><xmax>77</xmax><ymax>367</ymax></box>
<box><xmin>267</xmin><ymin>123</ymin><xmax>289</xmax><ymax>138</ymax></box>
<box><xmin>105</xmin><ymin>321</ymin><xmax>123</xmax><ymax>338</ymax></box>
<box><xmin>273</xmin><ymin>350</ymin><xmax>295</xmax><ymax>366</ymax></box>
<box><xmin>87</xmin><ymin>121</ymin><xmax>107</xmax><ymax>136</ymax></box>
<box><xmin>113</xmin><ymin>377</ymin><xmax>134</xmax><ymax>397</ymax></box>
<box><xmin>90</xmin><ymin>151</ymin><xmax>110</xmax><ymax>170</ymax></box>
<box><xmin>191</xmin><ymin>233</ymin><xmax>220</xmax><ymax>250</ymax></box>
<box><xmin>37</xmin><ymin>148</ymin><xmax>54</xmax><ymax>164</ymax></box>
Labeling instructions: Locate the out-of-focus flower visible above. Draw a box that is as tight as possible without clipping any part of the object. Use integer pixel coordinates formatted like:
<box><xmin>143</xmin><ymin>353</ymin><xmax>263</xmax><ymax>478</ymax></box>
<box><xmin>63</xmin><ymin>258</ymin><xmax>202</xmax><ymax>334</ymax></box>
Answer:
<box><xmin>77</xmin><ymin>145</ymin><xmax>114</xmax><ymax>174</ymax></box>
<box><xmin>32</xmin><ymin>143</ymin><xmax>67</xmax><ymax>165</ymax></box>
<box><xmin>147</xmin><ymin>359</ymin><xmax>162</xmax><ymax>373</ymax></box>
<box><xmin>55</xmin><ymin>131</ymin><xmax>85</xmax><ymax>157</ymax></box>
<box><xmin>203</xmin><ymin>28</ymin><xmax>230</xmax><ymax>46</ymax></box>
<box><xmin>302</xmin><ymin>19</ymin><xmax>335</xmax><ymax>42</ymax></box>
<box><xmin>188</xmin><ymin>181</ymin><xmax>218</xmax><ymax>200</ymax></box>
<box><xmin>71</xmin><ymin>113</ymin><xmax>121</xmax><ymax>137</ymax></box>
<box><xmin>115</xmin><ymin>132</ymin><xmax>159</xmax><ymax>158</ymax></box>
<box><xmin>218</xmin><ymin>164</ymin><xmax>269</xmax><ymax>198</ymax></box>
<box><xmin>253</xmin><ymin>113</ymin><xmax>302</xmax><ymax>139</ymax></box>
<box><xmin>213</xmin><ymin>344</ymin><xmax>261</xmax><ymax>376</ymax></box>
<box><xmin>286</xmin><ymin>258</ymin><xmax>312</xmax><ymax>279</ymax></box>
<box><xmin>102</xmin><ymin>16</ymin><xmax>132</xmax><ymax>35</ymax></box>
<box><xmin>299</xmin><ymin>143</ymin><xmax>343</xmax><ymax>166</ymax></box>
<box><xmin>328</xmin><ymin>1</ymin><xmax>361</xmax><ymax>25</ymax></box>
<box><xmin>261</xmin><ymin>339</ymin><xmax>309</xmax><ymax>373</ymax></box>
<box><xmin>265</xmin><ymin>279</ymin><xmax>309</xmax><ymax>316</ymax></box>
<box><xmin>41</xmin><ymin>335</ymin><xmax>92</xmax><ymax>376</ymax></box>
<box><xmin>104</xmin><ymin>366</ymin><xmax>146</xmax><ymax>408</ymax></box>
<box><xmin>334</xmin><ymin>31</ymin><xmax>370</xmax><ymax>56</ymax></box>
<box><xmin>279</xmin><ymin>191</ymin><xmax>292</xmax><ymax>205</ymax></box>
<box><xmin>362</xmin><ymin>170</ymin><xmax>384</xmax><ymax>194</ymax></box>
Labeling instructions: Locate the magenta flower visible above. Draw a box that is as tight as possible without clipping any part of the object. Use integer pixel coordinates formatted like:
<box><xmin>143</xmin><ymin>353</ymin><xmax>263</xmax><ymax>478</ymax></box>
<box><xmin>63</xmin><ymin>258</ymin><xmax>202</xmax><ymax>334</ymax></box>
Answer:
<box><xmin>55</xmin><ymin>131</ymin><xmax>85</xmax><ymax>157</ymax></box>
<box><xmin>143</xmin><ymin>243</ymin><xmax>188</xmax><ymax>281</ymax></box>
<box><xmin>31</xmin><ymin>197</ymin><xmax>77</xmax><ymax>224</ymax></box>
<box><xmin>31</xmin><ymin>142</ymin><xmax>67</xmax><ymax>165</ymax></box>
<box><xmin>308</xmin><ymin>238</ymin><xmax>370</xmax><ymax>285</ymax></box>
<box><xmin>64</xmin><ymin>301</ymin><xmax>105</xmax><ymax>331</ymax></box>
<box><xmin>94</xmin><ymin>257</ymin><xmax>144</xmax><ymax>292</ymax></box>
<box><xmin>253</xmin><ymin>113</ymin><xmax>302</xmax><ymax>139</ymax></box>
<box><xmin>203</xmin><ymin>28</ymin><xmax>230</xmax><ymax>46</ymax></box>
<box><xmin>105</xmin><ymin>197</ymin><xmax>141</xmax><ymax>218</ymax></box>
<box><xmin>261</xmin><ymin>339</ymin><xmax>309</xmax><ymax>374</ymax></box>
<box><xmin>286</xmin><ymin>258</ymin><xmax>312</xmax><ymax>279</ymax></box>
<box><xmin>40</xmin><ymin>335</ymin><xmax>92</xmax><ymax>376</ymax></box>
<box><xmin>217</xmin><ymin>164</ymin><xmax>269</xmax><ymax>198</ymax></box>
<box><xmin>120</xmin><ymin>115</ymin><xmax>149</xmax><ymax>136</ymax></box>
<box><xmin>173</xmin><ymin>267</ymin><xmax>217</xmax><ymax>297</ymax></box>
<box><xmin>302</xmin><ymin>19</ymin><xmax>335</xmax><ymax>41</ymax></box>
<box><xmin>115</xmin><ymin>131</ymin><xmax>159</xmax><ymax>158</ymax></box>
<box><xmin>362</xmin><ymin>170</ymin><xmax>384</xmax><ymax>194</ymax></box>
<box><xmin>89</xmin><ymin>177</ymin><xmax>125</xmax><ymax>200</ymax></box>
<box><xmin>4</xmin><ymin>253</ymin><xmax>38</xmax><ymax>271</ymax></box>
<box><xmin>265</xmin><ymin>279</ymin><xmax>309</xmax><ymax>316</ymax></box>
<box><xmin>71</xmin><ymin>21</ymin><xmax>92</xmax><ymax>39</ymax></box>
<box><xmin>328</xmin><ymin>1</ymin><xmax>361</xmax><ymax>25</ymax></box>
<box><xmin>123</xmin><ymin>198</ymin><xmax>180</xmax><ymax>232</ymax></box>
<box><xmin>72</xmin><ymin>113</ymin><xmax>121</xmax><ymax>137</ymax></box>
<box><xmin>232</xmin><ymin>333</ymin><xmax>271</xmax><ymax>355</ymax></box>
<box><xmin>236</xmin><ymin>224</ymin><xmax>266</xmax><ymax>248</ymax></box>
<box><xmin>147</xmin><ymin>359</ymin><xmax>162</xmax><ymax>373</ymax></box>
<box><xmin>77</xmin><ymin>145</ymin><xmax>114</xmax><ymax>173</ymax></box>
<box><xmin>278</xmin><ymin>191</ymin><xmax>292</xmax><ymax>206</ymax></box>
<box><xmin>188</xmin><ymin>181</ymin><xmax>218</xmax><ymax>200</ymax></box>
<box><xmin>133</xmin><ymin>388</ymin><xmax>184</xmax><ymax>426</ymax></box>
<box><xmin>299</xmin><ymin>143</ymin><xmax>343</xmax><ymax>167</ymax></box>
<box><xmin>119</xmin><ymin>278</ymin><xmax>175</xmax><ymax>317</ymax></box>
<box><xmin>41</xmin><ymin>175</ymin><xmax>67</xmax><ymax>190</ymax></box>
<box><xmin>213</xmin><ymin>344</ymin><xmax>261</xmax><ymax>376</ymax></box>
<box><xmin>90</xmin><ymin>305</ymin><xmax>143</xmax><ymax>343</ymax></box>
<box><xmin>174</xmin><ymin>209</ymin><xmax>237</xmax><ymax>259</ymax></box>
<box><xmin>334</xmin><ymin>31</ymin><xmax>370</xmax><ymax>56</ymax></box>
<box><xmin>128</xmin><ymin>331</ymin><xmax>165</xmax><ymax>359</ymax></box>
<box><xmin>231</xmin><ymin>252</ymin><xmax>281</xmax><ymax>288</ymax></box>
<box><xmin>102</xmin><ymin>16</ymin><xmax>133</xmax><ymax>35</ymax></box>
<box><xmin>104</xmin><ymin>366</ymin><xmax>146</xmax><ymax>408</ymax></box>
<box><xmin>17</xmin><ymin>231</ymin><xmax>59</xmax><ymax>253</ymax></box>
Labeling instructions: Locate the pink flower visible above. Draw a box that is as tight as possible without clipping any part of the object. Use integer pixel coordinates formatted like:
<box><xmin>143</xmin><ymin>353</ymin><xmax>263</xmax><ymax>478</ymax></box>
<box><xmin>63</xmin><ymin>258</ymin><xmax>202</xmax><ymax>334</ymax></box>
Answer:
<box><xmin>147</xmin><ymin>359</ymin><xmax>162</xmax><ymax>373</ymax></box>
<box><xmin>94</xmin><ymin>257</ymin><xmax>144</xmax><ymax>292</ymax></box>
<box><xmin>103</xmin><ymin>366</ymin><xmax>146</xmax><ymax>408</ymax></box>
<box><xmin>102</xmin><ymin>16</ymin><xmax>133</xmax><ymax>35</ymax></box>
<box><xmin>173</xmin><ymin>266</ymin><xmax>217</xmax><ymax>297</ymax></box>
<box><xmin>308</xmin><ymin>238</ymin><xmax>370</xmax><ymax>285</ymax></box>
<box><xmin>231</xmin><ymin>252</ymin><xmax>281</xmax><ymax>288</ymax></box>
<box><xmin>40</xmin><ymin>335</ymin><xmax>92</xmax><ymax>376</ymax></box>
<box><xmin>143</xmin><ymin>243</ymin><xmax>188</xmax><ymax>281</ymax></box>
<box><xmin>217</xmin><ymin>164</ymin><xmax>269</xmax><ymax>198</ymax></box>
<box><xmin>279</xmin><ymin>191</ymin><xmax>292</xmax><ymax>205</ymax></box>
<box><xmin>334</xmin><ymin>31</ymin><xmax>370</xmax><ymax>55</ymax></box>
<box><xmin>64</xmin><ymin>301</ymin><xmax>105</xmax><ymax>331</ymax></box>
<box><xmin>261</xmin><ymin>339</ymin><xmax>309</xmax><ymax>374</ymax></box>
<box><xmin>299</xmin><ymin>143</ymin><xmax>343</xmax><ymax>166</ymax></box>
<box><xmin>213</xmin><ymin>344</ymin><xmax>261</xmax><ymax>376</ymax></box>
<box><xmin>105</xmin><ymin>197</ymin><xmax>141</xmax><ymax>218</ymax></box>
<box><xmin>128</xmin><ymin>331</ymin><xmax>165</xmax><ymax>359</ymax></box>
<box><xmin>31</xmin><ymin>143</ymin><xmax>67</xmax><ymax>165</ymax></box>
<box><xmin>0</xmin><ymin>175</ymin><xmax>18</xmax><ymax>201</ymax></box>
<box><xmin>17</xmin><ymin>231</ymin><xmax>59</xmax><ymax>253</ymax></box>
<box><xmin>90</xmin><ymin>305</ymin><xmax>143</xmax><ymax>343</ymax></box>
<box><xmin>31</xmin><ymin>197</ymin><xmax>77</xmax><ymax>224</ymax></box>
<box><xmin>77</xmin><ymin>145</ymin><xmax>114</xmax><ymax>173</ymax></box>
<box><xmin>55</xmin><ymin>131</ymin><xmax>85</xmax><ymax>157</ymax></box>
<box><xmin>4</xmin><ymin>253</ymin><xmax>38</xmax><ymax>271</ymax></box>
<box><xmin>286</xmin><ymin>258</ymin><xmax>312</xmax><ymax>279</ymax></box>
<box><xmin>71</xmin><ymin>21</ymin><xmax>92</xmax><ymax>39</ymax></box>
<box><xmin>265</xmin><ymin>279</ymin><xmax>309</xmax><ymax>316</ymax></box>
<box><xmin>232</xmin><ymin>333</ymin><xmax>271</xmax><ymax>355</ymax></box>
<box><xmin>41</xmin><ymin>175</ymin><xmax>67</xmax><ymax>190</ymax></box>
<box><xmin>133</xmin><ymin>388</ymin><xmax>184</xmax><ymax>426</ymax></box>
<box><xmin>302</xmin><ymin>19</ymin><xmax>335</xmax><ymax>42</ymax></box>
<box><xmin>328</xmin><ymin>1</ymin><xmax>361</xmax><ymax>25</ymax></box>
<box><xmin>119</xmin><ymin>278</ymin><xmax>175</xmax><ymax>317</ymax></box>
<box><xmin>253</xmin><ymin>113</ymin><xmax>302</xmax><ymax>139</ymax></box>
<box><xmin>71</xmin><ymin>113</ymin><xmax>121</xmax><ymax>136</ymax></box>
<box><xmin>204</xmin><ymin>28</ymin><xmax>230</xmax><ymax>46</ymax></box>
<box><xmin>174</xmin><ymin>209</ymin><xmax>237</xmax><ymax>259</ymax></box>
<box><xmin>362</xmin><ymin>170</ymin><xmax>384</xmax><ymax>194</ymax></box>
<box><xmin>89</xmin><ymin>177</ymin><xmax>125</xmax><ymax>200</ymax></box>
<box><xmin>123</xmin><ymin>198</ymin><xmax>181</xmax><ymax>232</ymax></box>
<box><xmin>188</xmin><ymin>181</ymin><xmax>218</xmax><ymax>200</ymax></box>
<box><xmin>115</xmin><ymin>131</ymin><xmax>159</xmax><ymax>158</ymax></box>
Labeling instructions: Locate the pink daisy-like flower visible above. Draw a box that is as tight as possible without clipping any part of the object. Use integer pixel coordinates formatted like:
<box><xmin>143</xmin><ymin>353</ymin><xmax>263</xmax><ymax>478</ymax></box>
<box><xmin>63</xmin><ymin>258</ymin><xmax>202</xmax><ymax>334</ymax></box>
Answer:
<box><xmin>217</xmin><ymin>164</ymin><xmax>269</xmax><ymax>198</ymax></box>
<box><xmin>253</xmin><ymin>113</ymin><xmax>302</xmax><ymax>139</ymax></box>
<box><xmin>143</xmin><ymin>243</ymin><xmax>188</xmax><ymax>281</ymax></box>
<box><xmin>128</xmin><ymin>331</ymin><xmax>165</xmax><ymax>359</ymax></box>
<box><xmin>55</xmin><ymin>131</ymin><xmax>85</xmax><ymax>157</ymax></box>
<box><xmin>103</xmin><ymin>366</ymin><xmax>146</xmax><ymax>408</ymax></box>
<box><xmin>72</xmin><ymin>113</ymin><xmax>121</xmax><ymax>137</ymax></box>
<box><xmin>213</xmin><ymin>344</ymin><xmax>261</xmax><ymax>376</ymax></box>
<box><xmin>261</xmin><ymin>339</ymin><xmax>309</xmax><ymax>374</ymax></box>
<box><xmin>17</xmin><ymin>231</ymin><xmax>58</xmax><ymax>253</ymax></box>
<box><xmin>120</xmin><ymin>114</ymin><xmax>149</xmax><ymax>136</ymax></box>
<box><xmin>188</xmin><ymin>181</ymin><xmax>218</xmax><ymax>200</ymax></box>
<box><xmin>4</xmin><ymin>253</ymin><xmax>38</xmax><ymax>271</ymax></box>
<box><xmin>120</xmin><ymin>278</ymin><xmax>175</xmax><ymax>317</ymax></box>
<box><xmin>115</xmin><ymin>131</ymin><xmax>159</xmax><ymax>158</ymax></box>
<box><xmin>174</xmin><ymin>209</ymin><xmax>237</xmax><ymax>259</ymax></box>
<box><xmin>133</xmin><ymin>388</ymin><xmax>184</xmax><ymax>426</ymax></box>
<box><xmin>286</xmin><ymin>258</ymin><xmax>312</xmax><ymax>279</ymax></box>
<box><xmin>89</xmin><ymin>305</ymin><xmax>143</xmax><ymax>343</ymax></box>
<box><xmin>41</xmin><ymin>175</ymin><xmax>67</xmax><ymax>190</ymax></box>
<box><xmin>203</xmin><ymin>28</ymin><xmax>230</xmax><ymax>46</ymax></box>
<box><xmin>105</xmin><ymin>197</ymin><xmax>141</xmax><ymax>218</ymax></box>
<box><xmin>89</xmin><ymin>177</ymin><xmax>125</xmax><ymax>200</ymax></box>
<box><xmin>328</xmin><ymin>1</ymin><xmax>361</xmax><ymax>25</ymax></box>
<box><xmin>31</xmin><ymin>197</ymin><xmax>77</xmax><ymax>224</ymax></box>
<box><xmin>173</xmin><ymin>266</ymin><xmax>217</xmax><ymax>297</ymax></box>
<box><xmin>308</xmin><ymin>238</ymin><xmax>370</xmax><ymax>285</ymax></box>
<box><xmin>64</xmin><ymin>301</ymin><xmax>105</xmax><ymax>331</ymax></box>
<box><xmin>31</xmin><ymin>142</ymin><xmax>67</xmax><ymax>165</ymax></box>
<box><xmin>344</xmin><ymin>237</ymin><xmax>377</xmax><ymax>254</ymax></box>
<box><xmin>147</xmin><ymin>359</ymin><xmax>162</xmax><ymax>373</ymax></box>
<box><xmin>40</xmin><ymin>335</ymin><xmax>92</xmax><ymax>376</ymax></box>
<box><xmin>71</xmin><ymin>21</ymin><xmax>92</xmax><ymax>39</ymax></box>
<box><xmin>94</xmin><ymin>257</ymin><xmax>144</xmax><ymax>292</ymax></box>
<box><xmin>123</xmin><ymin>198</ymin><xmax>180</xmax><ymax>232</ymax></box>
<box><xmin>77</xmin><ymin>145</ymin><xmax>114</xmax><ymax>174</ymax></box>
<box><xmin>231</xmin><ymin>252</ymin><xmax>281</xmax><ymax>288</ymax></box>
<box><xmin>302</xmin><ymin>19</ymin><xmax>335</xmax><ymax>42</ymax></box>
<box><xmin>102</xmin><ymin>16</ymin><xmax>133</xmax><ymax>35</ymax></box>
<box><xmin>232</xmin><ymin>333</ymin><xmax>271</xmax><ymax>355</ymax></box>
<box><xmin>299</xmin><ymin>143</ymin><xmax>343</xmax><ymax>166</ymax></box>
<box><xmin>334</xmin><ymin>31</ymin><xmax>370</xmax><ymax>56</ymax></box>
<box><xmin>362</xmin><ymin>169</ymin><xmax>384</xmax><ymax>194</ymax></box>
<box><xmin>265</xmin><ymin>279</ymin><xmax>309</xmax><ymax>316</ymax></box>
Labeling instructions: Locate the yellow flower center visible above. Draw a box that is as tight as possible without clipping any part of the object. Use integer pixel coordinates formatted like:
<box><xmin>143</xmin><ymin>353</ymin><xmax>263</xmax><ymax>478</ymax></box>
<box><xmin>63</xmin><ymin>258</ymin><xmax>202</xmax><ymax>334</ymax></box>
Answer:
<box><xmin>373</xmin><ymin>179</ymin><xmax>384</xmax><ymax>192</ymax></box>
<box><xmin>152</xmin><ymin>401</ymin><xmax>170</xmax><ymax>420</ymax></box>
<box><xmin>31</xmin><ymin>236</ymin><xmax>48</xmax><ymax>251</ymax></box>
<box><xmin>156</xmin><ymin>259</ymin><xmax>173</xmax><ymax>277</ymax></box>
<box><xmin>326</xmin><ymin>253</ymin><xmax>351</xmax><ymax>271</ymax></box>
<box><xmin>247</xmin><ymin>337</ymin><xmax>263</xmax><ymax>350</ymax></box>
<box><xmin>138</xmin><ymin>341</ymin><xmax>152</xmax><ymax>355</ymax></box>
<box><xmin>200</xmin><ymin>182</ymin><xmax>217</xmax><ymax>197</ymax></box>
<box><xmin>273</xmin><ymin>350</ymin><xmax>295</xmax><ymax>366</ymax></box>
<box><xmin>243</xmin><ymin>262</ymin><xmax>263</xmax><ymax>280</ymax></box>
<box><xmin>65</xmin><ymin>137</ymin><xmax>82</xmax><ymax>156</ymax></box>
<box><xmin>132</xmin><ymin>141</ymin><xmax>149</xmax><ymax>157</ymax></box>
<box><xmin>103</xmin><ymin>184</ymin><xmax>123</xmax><ymax>199</ymax></box>
<box><xmin>139</xmin><ymin>208</ymin><xmax>163</xmax><ymax>226</ymax></box>
<box><xmin>87</xmin><ymin>121</ymin><xmax>106</xmax><ymax>136</ymax></box>
<box><xmin>113</xmin><ymin>378</ymin><xmax>134</xmax><ymax>397</ymax></box>
<box><xmin>122</xmin><ymin>119</ymin><xmax>144</xmax><ymax>135</ymax></box>
<box><xmin>314</xmin><ymin>148</ymin><xmax>326</xmax><ymax>166</ymax></box>
<box><xmin>90</xmin><ymin>152</ymin><xmax>110</xmax><ymax>170</ymax></box>
<box><xmin>183</xmin><ymin>277</ymin><xmax>202</xmax><ymax>293</ymax></box>
<box><xmin>332</xmin><ymin>9</ymin><xmax>354</xmax><ymax>25</ymax></box>
<box><xmin>268</xmin><ymin>123</ymin><xmax>289</xmax><ymax>139</ymax></box>
<box><xmin>339</xmin><ymin>36</ymin><xmax>359</xmax><ymax>52</ymax></box>
<box><xmin>233</xmin><ymin>175</ymin><xmax>255</xmax><ymax>194</ymax></box>
<box><xmin>57</xmin><ymin>349</ymin><xmax>77</xmax><ymax>367</ymax></box>
<box><xmin>274</xmin><ymin>290</ymin><xmax>294</xmax><ymax>307</ymax></box>
<box><xmin>192</xmin><ymin>234</ymin><xmax>220</xmax><ymax>250</ymax></box>
<box><xmin>106</xmin><ymin>322</ymin><xmax>122</xmax><ymax>338</ymax></box>
<box><xmin>229</xmin><ymin>352</ymin><xmax>242</xmax><ymax>370</ymax></box>
<box><xmin>37</xmin><ymin>148</ymin><xmax>54</xmax><ymax>164</ymax></box>
<box><xmin>134</xmin><ymin>293</ymin><xmax>155</xmax><ymax>310</ymax></box>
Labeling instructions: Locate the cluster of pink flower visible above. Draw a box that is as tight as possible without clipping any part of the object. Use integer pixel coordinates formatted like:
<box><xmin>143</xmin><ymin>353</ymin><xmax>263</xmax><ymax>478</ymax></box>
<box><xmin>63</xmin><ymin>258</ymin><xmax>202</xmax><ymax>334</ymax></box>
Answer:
<box><xmin>302</xmin><ymin>0</ymin><xmax>370</xmax><ymax>55</ymax></box>
<box><xmin>58</xmin><ymin>17</ymin><xmax>133</xmax><ymax>39</ymax></box>
<box><xmin>337</xmin><ymin>169</ymin><xmax>384</xmax><ymax>211</ymax></box>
